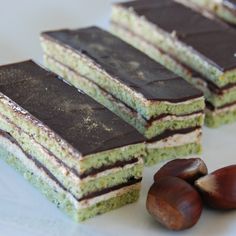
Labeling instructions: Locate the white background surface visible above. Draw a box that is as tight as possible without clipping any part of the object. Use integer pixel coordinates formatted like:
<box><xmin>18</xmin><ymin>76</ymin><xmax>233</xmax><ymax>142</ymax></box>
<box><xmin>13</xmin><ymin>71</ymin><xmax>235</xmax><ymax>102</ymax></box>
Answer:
<box><xmin>0</xmin><ymin>0</ymin><xmax>236</xmax><ymax>235</ymax></box>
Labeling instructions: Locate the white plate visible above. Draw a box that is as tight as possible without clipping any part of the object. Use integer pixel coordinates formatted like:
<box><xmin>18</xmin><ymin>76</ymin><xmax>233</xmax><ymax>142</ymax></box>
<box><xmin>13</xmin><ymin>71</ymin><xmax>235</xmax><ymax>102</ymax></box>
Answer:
<box><xmin>0</xmin><ymin>1</ymin><xmax>236</xmax><ymax>235</ymax></box>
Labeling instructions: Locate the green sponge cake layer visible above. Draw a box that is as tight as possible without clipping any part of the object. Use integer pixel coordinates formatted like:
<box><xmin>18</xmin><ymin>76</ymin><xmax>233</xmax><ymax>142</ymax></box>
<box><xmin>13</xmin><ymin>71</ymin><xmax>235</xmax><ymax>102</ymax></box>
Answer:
<box><xmin>0</xmin><ymin>60</ymin><xmax>145</xmax><ymax>221</ymax></box>
<box><xmin>181</xmin><ymin>0</ymin><xmax>236</xmax><ymax>24</ymax></box>
<box><xmin>44</xmin><ymin>55</ymin><xmax>204</xmax><ymax>139</ymax></box>
<box><xmin>0</xmin><ymin>132</ymin><xmax>140</xmax><ymax>222</ymax></box>
<box><xmin>111</xmin><ymin>0</ymin><xmax>236</xmax><ymax>88</ymax></box>
<box><xmin>145</xmin><ymin>143</ymin><xmax>202</xmax><ymax>166</ymax></box>
<box><xmin>40</xmin><ymin>27</ymin><xmax>204</xmax><ymax>120</ymax></box>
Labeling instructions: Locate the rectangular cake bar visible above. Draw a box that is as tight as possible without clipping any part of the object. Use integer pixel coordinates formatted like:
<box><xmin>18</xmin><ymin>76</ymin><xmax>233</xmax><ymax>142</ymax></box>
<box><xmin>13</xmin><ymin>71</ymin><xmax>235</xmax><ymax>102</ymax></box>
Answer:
<box><xmin>180</xmin><ymin>0</ymin><xmax>236</xmax><ymax>24</ymax></box>
<box><xmin>110</xmin><ymin>22</ymin><xmax>236</xmax><ymax>127</ymax></box>
<box><xmin>111</xmin><ymin>0</ymin><xmax>236</xmax><ymax>127</ymax></box>
<box><xmin>111</xmin><ymin>0</ymin><xmax>236</xmax><ymax>88</ymax></box>
<box><xmin>0</xmin><ymin>60</ymin><xmax>146</xmax><ymax>221</ymax></box>
<box><xmin>40</xmin><ymin>26</ymin><xmax>204</xmax><ymax>140</ymax></box>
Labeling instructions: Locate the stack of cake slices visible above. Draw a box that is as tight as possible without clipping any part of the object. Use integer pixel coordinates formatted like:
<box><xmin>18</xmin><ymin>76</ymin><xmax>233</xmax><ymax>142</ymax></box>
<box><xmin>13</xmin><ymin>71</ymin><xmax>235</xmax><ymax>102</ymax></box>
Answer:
<box><xmin>111</xmin><ymin>0</ymin><xmax>236</xmax><ymax>127</ymax></box>
<box><xmin>40</xmin><ymin>27</ymin><xmax>205</xmax><ymax>166</ymax></box>
<box><xmin>0</xmin><ymin>60</ymin><xmax>146</xmax><ymax>221</ymax></box>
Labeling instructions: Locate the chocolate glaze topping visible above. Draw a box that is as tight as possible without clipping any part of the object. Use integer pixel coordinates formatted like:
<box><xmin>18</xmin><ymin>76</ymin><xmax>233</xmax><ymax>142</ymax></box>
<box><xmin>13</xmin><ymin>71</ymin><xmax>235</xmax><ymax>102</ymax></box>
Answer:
<box><xmin>119</xmin><ymin>0</ymin><xmax>236</xmax><ymax>71</ymax></box>
<box><xmin>42</xmin><ymin>27</ymin><xmax>202</xmax><ymax>102</ymax></box>
<box><xmin>0</xmin><ymin>60</ymin><xmax>145</xmax><ymax>156</ymax></box>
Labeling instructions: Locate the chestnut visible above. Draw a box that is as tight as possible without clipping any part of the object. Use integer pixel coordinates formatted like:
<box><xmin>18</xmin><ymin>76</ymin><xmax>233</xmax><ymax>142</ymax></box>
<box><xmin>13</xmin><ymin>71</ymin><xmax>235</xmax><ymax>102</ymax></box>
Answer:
<box><xmin>154</xmin><ymin>158</ymin><xmax>208</xmax><ymax>184</ymax></box>
<box><xmin>195</xmin><ymin>165</ymin><xmax>236</xmax><ymax>209</ymax></box>
<box><xmin>146</xmin><ymin>176</ymin><xmax>203</xmax><ymax>230</ymax></box>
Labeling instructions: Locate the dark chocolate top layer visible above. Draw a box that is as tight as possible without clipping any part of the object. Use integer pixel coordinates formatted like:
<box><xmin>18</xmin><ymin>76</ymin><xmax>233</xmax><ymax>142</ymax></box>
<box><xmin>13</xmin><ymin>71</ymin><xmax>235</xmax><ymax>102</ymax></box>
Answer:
<box><xmin>119</xmin><ymin>0</ymin><xmax>236</xmax><ymax>71</ymax></box>
<box><xmin>42</xmin><ymin>27</ymin><xmax>202</xmax><ymax>102</ymax></box>
<box><xmin>0</xmin><ymin>60</ymin><xmax>145</xmax><ymax>156</ymax></box>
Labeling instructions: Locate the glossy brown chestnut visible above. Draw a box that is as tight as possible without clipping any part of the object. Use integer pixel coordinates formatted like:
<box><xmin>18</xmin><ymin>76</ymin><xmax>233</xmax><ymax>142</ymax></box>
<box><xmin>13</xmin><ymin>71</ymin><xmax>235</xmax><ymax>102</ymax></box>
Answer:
<box><xmin>154</xmin><ymin>158</ymin><xmax>208</xmax><ymax>184</ymax></box>
<box><xmin>195</xmin><ymin>165</ymin><xmax>236</xmax><ymax>209</ymax></box>
<box><xmin>146</xmin><ymin>176</ymin><xmax>203</xmax><ymax>230</ymax></box>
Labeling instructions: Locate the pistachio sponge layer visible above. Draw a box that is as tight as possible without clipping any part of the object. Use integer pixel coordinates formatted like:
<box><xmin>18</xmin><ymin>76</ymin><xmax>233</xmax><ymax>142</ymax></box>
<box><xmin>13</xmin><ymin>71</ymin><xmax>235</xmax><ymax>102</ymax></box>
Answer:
<box><xmin>40</xmin><ymin>28</ymin><xmax>204</xmax><ymax>120</ymax></box>
<box><xmin>44</xmin><ymin>55</ymin><xmax>204</xmax><ymax>139</ymax></box>
<box><xmin>145</xmin><ymin>142</ymin><xmax>202</xmax><ymax>166</ymax></box>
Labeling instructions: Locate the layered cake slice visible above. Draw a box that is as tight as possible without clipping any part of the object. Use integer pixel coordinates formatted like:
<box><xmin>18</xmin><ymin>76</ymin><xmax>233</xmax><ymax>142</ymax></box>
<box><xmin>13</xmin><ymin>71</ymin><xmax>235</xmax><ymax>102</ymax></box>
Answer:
<box><xmin>110</xmin><ymin>21</ymin><xmax>236</xmax><ymax>127</ymax></box>
<box><xmin>40</xmin><ymin>27</ymin><xmax>204</xmax><ymax>139</ymax></box>
<box><xmin>178</xmin><ymin>0</ymin><xmax>236</xmax><ymax>24</ymax></box>
<box><xmin>0</xmin><ymin>60</ymin><xmax>146</xmax><ymax>221</ymax></box>
<box><xmin>111</xmin><ymin>0</ymin><xmax>236</xmax><ymax>127</ymax></box>
<box><xmin>111</xmin><ymin>0</ymin><xmax>236</xmax><ymax>88</ymax></box>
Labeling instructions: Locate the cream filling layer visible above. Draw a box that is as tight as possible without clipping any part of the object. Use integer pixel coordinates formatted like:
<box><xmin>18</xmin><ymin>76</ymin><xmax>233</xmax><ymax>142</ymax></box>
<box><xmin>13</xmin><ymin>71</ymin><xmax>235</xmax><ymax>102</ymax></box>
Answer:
<box><xmin>147</xmin><ymin>129</ymin><xmax>202</xmax><ymax>149</ymax></box>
